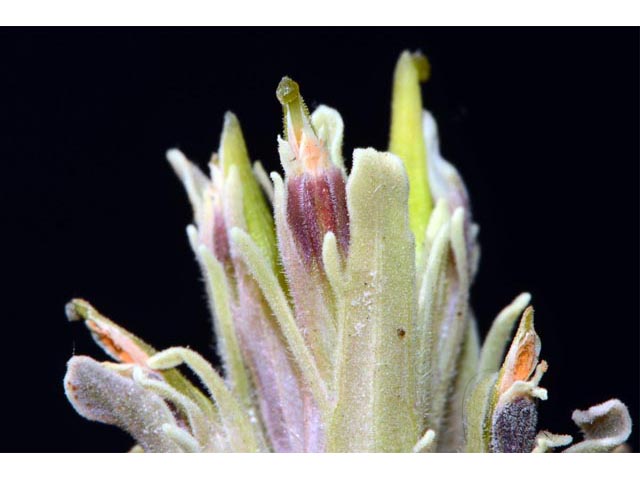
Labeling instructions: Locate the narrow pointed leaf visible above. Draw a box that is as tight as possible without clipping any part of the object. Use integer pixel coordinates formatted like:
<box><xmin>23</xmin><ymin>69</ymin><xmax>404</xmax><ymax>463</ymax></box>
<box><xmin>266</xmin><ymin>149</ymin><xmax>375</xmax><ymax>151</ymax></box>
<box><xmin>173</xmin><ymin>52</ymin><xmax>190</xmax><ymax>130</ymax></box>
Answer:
<box><xmin>463</xmin><ymin>372</ymin><xmax>498</xmax><ymax>452</ymax></box>
<box><xmin>230</xmin><ymin>227</ymin><xmax>330</xmax><ymax>419</ymax></box>
<box><xmin>437</xmin><ymin>316</ymin><xmax>480</xmax><ymax>452</ymax></box>
<box><xmin>564</xmin><ymin>399</ymin><xmax>632</xmax><ymax>453</ymax></box>
<box><xmin>478</xmin><ymin>292</ymin><xmax>532</xmax><ymax>374</ymax></box>
<box><xmin>148</xmin><ymin>347</ymin><xmax>262</xmax><ymax>452</ymax></box>
<box><xmin>219</xmin><ymin>112</ymin><xmax>278</xmax><ymax>270</ymax></box>
<box><xmin>196</xmin><ymin>242</ymin><xmax>253</xmax><ymax>410</ymax></box>
<box><xmin>64</xmin><ymin>356</ymin><xmax>179</xmax><ymax>453</ymax></box>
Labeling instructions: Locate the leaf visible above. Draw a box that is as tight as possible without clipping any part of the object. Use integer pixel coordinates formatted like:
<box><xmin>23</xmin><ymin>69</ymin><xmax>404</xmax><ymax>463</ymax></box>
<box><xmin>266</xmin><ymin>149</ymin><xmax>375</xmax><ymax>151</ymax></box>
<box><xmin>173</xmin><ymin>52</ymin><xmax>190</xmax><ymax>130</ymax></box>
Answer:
<box><xmin>328</xmin><ymin>148</ymin><xmax>418</xmax><ymax>452</ymax></box>
<box><xmin>532</xmin><ymin>431</ymin><xmax>573</xmax><ymax>453</ymax></box>
<box><xmin>148</xmin><ymin>347</ymin><xmax>262</xmax><ymax>452</ymax></box>
<box><xmin>166</xmin><ymin>148</ymin><xmax>210</xmax><ymax>227</ymax></box>
<box><xmin>311</xmin><ymin>105</ymin><xmax>345</xmax><ymax>170</ymax></box>
<box><xmin>230</xmin><ymin>227</ymin><xmax>329</xmax><ymax>415</ymax></box>
<box><xmin>64</xmin><ymin>356</ymin><xmax>180</xmax><ymax>453</ymax></box>
<box><xmin>437</xmin><ymin>315</ymin><xmax>480</xmax><ymax>452</ymax></box>
<box><xmin>478</xmin><ymin>292</ymin><xmax>532</xmax><ymax>374</ymax></box>
<box><xmin>230</xmin><ymin>226</ymin><xmax>327</xmax><ymax>451</ymax></box>
<box><xmin>463</xmin><ymin>372</ymin><xmax>498</xmax><ymax>452</ymax></box>
<box><xmin>415</xmin><ymin>206</ymin><xmax>470</xmax><ymax>438</ymax></box>
<box><xmin>219</xmin><ymin>112</ymin><xmax>278</xmax><ymax>271</ymax></box>
<box><xmin>194</xmin><ymin>240</ymin><xmax>252</xmax><ymax>411</ymax></box>
<box><xmin>564</xmin><ymin>399</ymin><xmax>632</xmax><ymax>453</ymax></box>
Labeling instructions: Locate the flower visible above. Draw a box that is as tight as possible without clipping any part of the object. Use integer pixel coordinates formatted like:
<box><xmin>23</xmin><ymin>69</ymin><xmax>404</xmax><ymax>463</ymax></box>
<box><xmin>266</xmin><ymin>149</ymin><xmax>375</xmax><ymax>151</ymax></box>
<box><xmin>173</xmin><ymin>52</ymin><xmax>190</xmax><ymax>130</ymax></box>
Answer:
<box><xmin>63</xmin><ymin>51</ymin><xmax>631</xmax><ymax>453</ymax></box>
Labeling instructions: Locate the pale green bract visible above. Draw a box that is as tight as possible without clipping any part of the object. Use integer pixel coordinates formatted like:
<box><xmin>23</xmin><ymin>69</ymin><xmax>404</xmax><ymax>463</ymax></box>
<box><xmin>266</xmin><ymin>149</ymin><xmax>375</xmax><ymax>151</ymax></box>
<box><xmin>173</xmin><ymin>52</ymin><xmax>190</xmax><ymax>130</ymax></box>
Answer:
<box><xmin>63</xmin><ymin>51</ymin><xmax>631</xmax><ymax>453</ymax></box>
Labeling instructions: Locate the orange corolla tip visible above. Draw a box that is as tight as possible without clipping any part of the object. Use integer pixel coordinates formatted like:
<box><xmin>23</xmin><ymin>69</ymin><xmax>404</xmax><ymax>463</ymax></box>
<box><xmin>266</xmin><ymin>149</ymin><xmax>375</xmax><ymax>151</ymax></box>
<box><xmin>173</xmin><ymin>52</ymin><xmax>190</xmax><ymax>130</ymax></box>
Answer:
<box><xmin>85</xmin><ymin>319</ymin><xmax>149</xmax><ymax>365</ymax></box>
<box><xmin>497</xmin><ymin>306</ymin><xmax>542</xmax><ymax>395</ymax></box>
<box><xmin>66</xmin><ymin>299</ymin><xmax>151</xmax><ymax>366</ymax></box>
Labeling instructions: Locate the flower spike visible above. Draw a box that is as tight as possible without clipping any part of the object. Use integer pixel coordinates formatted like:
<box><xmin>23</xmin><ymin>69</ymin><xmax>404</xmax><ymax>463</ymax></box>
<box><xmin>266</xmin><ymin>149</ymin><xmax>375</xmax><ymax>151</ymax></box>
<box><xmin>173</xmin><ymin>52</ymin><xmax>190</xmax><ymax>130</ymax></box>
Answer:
<box><xmin>276</xmin><ymin>76</ymin><xmax>349</xmax><ymax>263</ymax></box>
<box><xmin>64</xmin><ymin>51</ymin><xmax>632</xmax><ymax>453</ymax></box>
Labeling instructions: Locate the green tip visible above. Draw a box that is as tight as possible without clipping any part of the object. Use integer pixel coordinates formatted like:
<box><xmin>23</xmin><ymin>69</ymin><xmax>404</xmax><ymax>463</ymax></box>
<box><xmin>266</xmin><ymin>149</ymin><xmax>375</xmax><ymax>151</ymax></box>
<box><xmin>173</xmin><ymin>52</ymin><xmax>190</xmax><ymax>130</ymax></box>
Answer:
<box><xmin>389</xmin><ymin>50</ymin><xmax>433</xmax><ymax>258</ymax></box>
<box><xmin>219</xmin><ymin>111</ymin><xmax>245</xmax><ymax>176</ymax></box>
<box><xmin>276</xmin><ymin>76</ymin><xmax>300</xmax><ymax>105</ymax></box>
<box><xmin>276</xmin><ymin>76</ymin><xmax>311</xmax><ymax>142</ymax></box>
<box><xmin>518</xmin><ymin>307</ymin><xmax>535</xmax><ymax>336</ymax></box>
<box><xmin>413</xmin><ymin>53</ymin><xmax>431</xmax><ymax>82</ymax></box>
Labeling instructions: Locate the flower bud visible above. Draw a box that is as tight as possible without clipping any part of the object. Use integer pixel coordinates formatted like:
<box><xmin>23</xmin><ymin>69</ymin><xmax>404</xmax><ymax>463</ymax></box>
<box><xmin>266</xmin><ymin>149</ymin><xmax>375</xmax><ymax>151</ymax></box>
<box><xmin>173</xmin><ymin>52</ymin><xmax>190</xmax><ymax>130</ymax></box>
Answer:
<box><xmin>276</xmin><ymin>77</ymin><xmax>349</xmax><ymax>265</ymax></box>
<box><xmin>490</xmin><ymin>307</ymin><xmax>548</xmax><ymax>453</ymax></box>
<box><xmin>463</xmin><ymin>307</ymin><xmax>548</xmax><ymax>453</ymax></box>
<box><xmin>286</xmin><ymin>167</ymin><xmax>349</xmax><ymax>264</ymax></box>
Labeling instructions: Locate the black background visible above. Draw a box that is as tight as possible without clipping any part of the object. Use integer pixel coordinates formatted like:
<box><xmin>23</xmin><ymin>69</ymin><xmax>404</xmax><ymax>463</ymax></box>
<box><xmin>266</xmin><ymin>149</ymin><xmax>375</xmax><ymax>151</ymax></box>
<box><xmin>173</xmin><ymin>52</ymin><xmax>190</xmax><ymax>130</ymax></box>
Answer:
<box><xmin>2</xmin><ymin>28</ymin><xmax>638</xmax><ymax>452</ymax></box>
